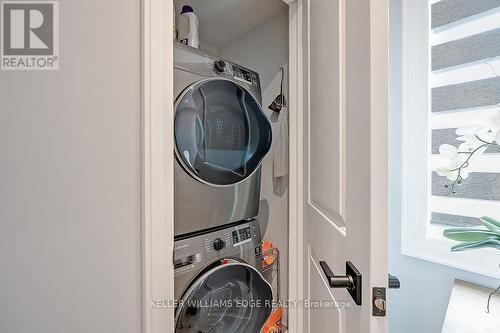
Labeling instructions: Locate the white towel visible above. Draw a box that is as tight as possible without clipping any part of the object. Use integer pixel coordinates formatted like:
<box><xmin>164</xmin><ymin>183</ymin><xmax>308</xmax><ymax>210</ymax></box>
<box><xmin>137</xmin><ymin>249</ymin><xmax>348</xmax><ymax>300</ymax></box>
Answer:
<box><xmin>273</xmin><ymin>107</ymin><xmax>289</xmax><ymax>196</ymax></box>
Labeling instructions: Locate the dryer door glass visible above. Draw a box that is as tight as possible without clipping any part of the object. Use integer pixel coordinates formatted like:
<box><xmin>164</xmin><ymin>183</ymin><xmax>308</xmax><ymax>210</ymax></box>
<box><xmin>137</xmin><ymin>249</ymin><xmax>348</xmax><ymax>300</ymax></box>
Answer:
<box><xmin>175</xmin><ymin>263</ymin><xmax>273</xmax><ymax>333</ymax></box>
<box><xmin>174</xmin><ymin>79</ymin><xmax>272</xmax><ymax>185</ymax></box>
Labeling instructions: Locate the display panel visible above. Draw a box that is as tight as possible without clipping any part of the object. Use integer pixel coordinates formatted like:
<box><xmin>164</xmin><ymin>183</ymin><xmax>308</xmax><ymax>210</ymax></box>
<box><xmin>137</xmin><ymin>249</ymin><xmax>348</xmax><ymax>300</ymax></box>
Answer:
<box><xmin>232</xmin><ymin>227</ymin><xmax>252</xmax><ymax>245</ymax></box>
<box><xmin>233</xmin><ymin>65</ymin><xmax>252</xmax><ymax>84</ymax></box>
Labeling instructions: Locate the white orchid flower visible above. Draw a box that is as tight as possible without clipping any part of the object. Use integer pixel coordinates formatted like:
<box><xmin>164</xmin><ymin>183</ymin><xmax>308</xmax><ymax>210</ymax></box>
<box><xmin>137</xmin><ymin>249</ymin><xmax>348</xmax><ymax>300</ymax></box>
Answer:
<box><xmin>489</xmin><ymin>110</ymin><xmax>500</xmax><ymax>144</ymax></box>
<box><xmin>488</xmin><ymin>110</ymin><xmax>500</xmax><ymax>130</ymax></box>
<box><xmin>455</xmin><ymin>124</ymin><xmax>495</xmax><ymax>151</ymax></box>
<box><xmin>436</xmin><ymin>144</ymin><xmax>470</xmax><ymax>181</ymax></box>
<box><xmin>437</xmin><ymin>110</ymin><xmax>499</xmax><ymax>193</ymax></box>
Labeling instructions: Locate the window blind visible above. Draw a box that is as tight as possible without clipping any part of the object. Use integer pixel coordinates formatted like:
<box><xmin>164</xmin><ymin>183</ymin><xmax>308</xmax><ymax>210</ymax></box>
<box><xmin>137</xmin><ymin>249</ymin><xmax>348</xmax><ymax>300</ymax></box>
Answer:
<box><xmin>432</xmin><ymin>0</ymin><xmax>500</xmax><ymax>29</ymax></box>
<box><xmin>430</xmin><ymin>0</ymin><xmax>500</xmax><ymax>227</ymax></box>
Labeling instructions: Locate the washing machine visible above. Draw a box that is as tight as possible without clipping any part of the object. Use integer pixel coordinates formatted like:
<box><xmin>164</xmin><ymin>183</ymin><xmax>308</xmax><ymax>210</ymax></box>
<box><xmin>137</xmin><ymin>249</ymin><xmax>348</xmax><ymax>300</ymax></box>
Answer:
<box><xmin>174</xmin><ymin>42</ymin><xmax>272</xmax><ymax>237</ymax></box>
<box><xmin>174</xmin><ymin>219</ymin><xmax>273</xmax><ymax>332</ymax></box>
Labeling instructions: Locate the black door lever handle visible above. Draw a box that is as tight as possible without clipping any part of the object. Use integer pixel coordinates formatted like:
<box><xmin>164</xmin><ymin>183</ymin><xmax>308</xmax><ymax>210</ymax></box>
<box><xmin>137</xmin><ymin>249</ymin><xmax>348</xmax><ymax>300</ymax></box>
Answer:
<box><xmin>320</xmin><ymin>261</ymin><xmax>353</xmax><ymax>288</ymax></box>
<box><xmin>319</xmin><ymin>261</ymin><xmax>362</xmax><ymax>305</ymax></box>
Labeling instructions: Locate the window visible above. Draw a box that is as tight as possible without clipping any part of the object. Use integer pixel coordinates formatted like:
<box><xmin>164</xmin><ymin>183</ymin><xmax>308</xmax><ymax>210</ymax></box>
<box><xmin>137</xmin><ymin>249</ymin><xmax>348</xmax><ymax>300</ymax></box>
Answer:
<box><xmin>401</xmin><ymin>0</ymin><xmax>500</xmax><ymax>277</ymax></box>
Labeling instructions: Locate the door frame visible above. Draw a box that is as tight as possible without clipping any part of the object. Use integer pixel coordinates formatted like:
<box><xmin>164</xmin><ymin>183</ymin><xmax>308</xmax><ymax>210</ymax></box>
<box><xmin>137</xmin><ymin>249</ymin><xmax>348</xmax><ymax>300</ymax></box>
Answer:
<box><xmin>141</xmin><ymin>0</ymin><xmax>305</xmax><ymax>333</ymax></box>
<box><xmin>141</xmin><ymin>0</ymin><xmax>175</xmax><ymax>332</ymax></box>
<box><xmin>286</xmin><ymin>0</ymin><xmax>305</xmax><ymax>332</ymax></box>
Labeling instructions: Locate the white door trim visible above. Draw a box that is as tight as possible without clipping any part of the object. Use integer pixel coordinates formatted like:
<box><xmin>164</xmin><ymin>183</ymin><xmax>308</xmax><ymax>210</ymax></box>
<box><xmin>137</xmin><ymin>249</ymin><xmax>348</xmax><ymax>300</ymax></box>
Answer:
<box><xmin>369</xmin><ymin>0</ymin><xmax>389</xmax><ymax>330</ymax></box>
<box><xmin>287</xmin><ymin>1</ymin><xmax>305</xmax><ymax>332</ymax></box>
<box><xmin>141</xmin><ymin>0</ymin><xmax>174</xmax><ymax>332</ymax></box>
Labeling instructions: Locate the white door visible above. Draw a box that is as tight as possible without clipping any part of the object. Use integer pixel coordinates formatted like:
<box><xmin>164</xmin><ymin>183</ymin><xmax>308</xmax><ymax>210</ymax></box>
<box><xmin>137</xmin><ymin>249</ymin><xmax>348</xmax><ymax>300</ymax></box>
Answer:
<box><xmin>302</xmin><ymin>0</ymin><xmax>389</xmax><ymax>332</ymax></box>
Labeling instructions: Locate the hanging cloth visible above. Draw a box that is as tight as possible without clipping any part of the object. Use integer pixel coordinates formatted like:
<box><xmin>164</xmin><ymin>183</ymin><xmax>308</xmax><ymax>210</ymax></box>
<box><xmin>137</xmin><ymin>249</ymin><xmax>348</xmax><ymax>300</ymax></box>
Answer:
<box><xmin>272</xmin><ymin>67</ymin><xmax>289</xmax><ymax>197</ymax></box>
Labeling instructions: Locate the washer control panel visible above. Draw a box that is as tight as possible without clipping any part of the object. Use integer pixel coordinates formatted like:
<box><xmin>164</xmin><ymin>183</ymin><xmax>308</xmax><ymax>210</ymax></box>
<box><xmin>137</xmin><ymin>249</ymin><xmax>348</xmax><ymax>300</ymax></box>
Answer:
<box><xmin>174</xmin><ymin>219</ymin><xmax>262</xmax><ymax>275</ymax></box>
<box><xmin>202</xmin><ymin>222</ymin><xmax>259</xmax><ymax>252</ymax></box>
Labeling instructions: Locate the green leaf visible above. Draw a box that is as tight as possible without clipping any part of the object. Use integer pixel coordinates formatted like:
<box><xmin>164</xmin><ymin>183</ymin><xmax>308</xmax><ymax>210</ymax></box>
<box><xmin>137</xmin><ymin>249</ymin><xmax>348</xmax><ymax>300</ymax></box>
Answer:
<box><xmin>451</xmin><ymin>239</ymin><xmax>500</xmax><ymax>252</ymax></box>
<box><xmin>480</xmin><ymin>216</ymin><xmax>500</xmax><ymax>235</ymax></box>
<box><xmin>443</xmin><ymin>228</ymin><xmax>500</xmax><ymax>242</ymax></box>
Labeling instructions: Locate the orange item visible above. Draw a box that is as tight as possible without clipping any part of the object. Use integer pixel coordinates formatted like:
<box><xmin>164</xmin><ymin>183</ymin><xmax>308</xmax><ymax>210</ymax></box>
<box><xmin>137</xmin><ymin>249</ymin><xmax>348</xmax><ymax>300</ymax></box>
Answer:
<box><xmin>261</xmin><ymin>307</ymin><xmax>282</xmax><ymax>333</ymax></box>
<box><xmin>262</xmin><ymin>241</ymin><xmax>277</xmax><ymax>268</ymax></box>
<box><xmin>262</xmin><ymin>241</ymin><xmax>273</xmax><ymax>253</ymax></box>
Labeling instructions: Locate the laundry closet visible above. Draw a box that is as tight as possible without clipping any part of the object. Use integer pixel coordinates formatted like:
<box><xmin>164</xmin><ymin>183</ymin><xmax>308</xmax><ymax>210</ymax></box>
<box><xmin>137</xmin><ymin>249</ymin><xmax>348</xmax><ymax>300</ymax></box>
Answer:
<box><xmin>172</xmin><ymin>0</ymin><xmax>291</xmax><ymax>331</ymax></box>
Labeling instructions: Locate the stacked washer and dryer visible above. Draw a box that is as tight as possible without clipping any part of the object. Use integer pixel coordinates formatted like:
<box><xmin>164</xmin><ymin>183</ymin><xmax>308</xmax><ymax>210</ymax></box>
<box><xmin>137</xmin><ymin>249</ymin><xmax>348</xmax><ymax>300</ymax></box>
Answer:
<box><xmin>173</xmin><ymin>42</ymin><xmax>274</xmax><ymax>332</ymax></box>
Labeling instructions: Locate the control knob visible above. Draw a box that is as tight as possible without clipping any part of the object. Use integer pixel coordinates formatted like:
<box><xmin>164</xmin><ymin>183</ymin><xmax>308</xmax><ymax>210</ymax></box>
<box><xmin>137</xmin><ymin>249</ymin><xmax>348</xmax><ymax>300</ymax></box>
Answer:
<box><xmin>213</xmin><ymin>60</ymin><xmax>226</xmax><ymax>74</ymax></box>
<box><xmin>213</xmin><ymin>238</ymin><xmax>226</xmax><ymax>251</ymax></box>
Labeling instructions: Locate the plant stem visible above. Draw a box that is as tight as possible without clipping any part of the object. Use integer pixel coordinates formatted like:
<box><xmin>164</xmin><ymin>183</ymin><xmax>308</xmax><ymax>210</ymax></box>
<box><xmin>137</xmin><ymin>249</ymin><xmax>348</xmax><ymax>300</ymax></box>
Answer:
<box><xmin>486</xmin><ymin>282</ymin><xmax>500</xmax><ymax>313</ymax></box>
<box><xmin>446</xmin><ymin>144</ymin><xmax>487</xmax><ymax>196</ymax></box>
<box><xmin>444</xmin><ymin>135</ymin><xmax>499</xmax><ymax>196</ymax></box>
<box><xmin>475</xmin><ymin>134</ymin><xmax>498</xmax><ymax>146</ymax></box>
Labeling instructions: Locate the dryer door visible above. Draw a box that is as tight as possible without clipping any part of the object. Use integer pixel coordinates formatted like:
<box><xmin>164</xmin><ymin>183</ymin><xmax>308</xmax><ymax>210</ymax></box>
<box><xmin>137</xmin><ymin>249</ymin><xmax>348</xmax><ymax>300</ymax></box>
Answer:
<box><xmin>175</xmin><ymin>263</ymin><xmax>273</xmax><ymax>333</ymax></box>
<box><xmin>174</xmin><ymin>79</ymin><xmax>272</xmax><ymax>186</ymax></box>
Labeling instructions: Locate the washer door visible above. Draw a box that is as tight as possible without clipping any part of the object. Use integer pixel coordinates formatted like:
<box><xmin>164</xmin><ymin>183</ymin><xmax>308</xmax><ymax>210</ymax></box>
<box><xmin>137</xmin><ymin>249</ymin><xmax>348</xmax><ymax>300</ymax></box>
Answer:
<box><xmin>175</xmin><ymin>263</ymin><xmax>273</xmax><ymax>333</ymax></box>
<box><xmin>174</xmin><ymin>79</ymin><xmax>272</xmax><ymax>186</ymax></box>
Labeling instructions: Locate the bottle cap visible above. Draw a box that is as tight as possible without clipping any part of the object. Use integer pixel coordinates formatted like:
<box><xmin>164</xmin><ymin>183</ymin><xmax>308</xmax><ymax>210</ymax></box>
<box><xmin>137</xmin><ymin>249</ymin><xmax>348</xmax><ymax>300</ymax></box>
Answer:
<box><xmin>181</xmin><ymin>5</ymin><xmax>193</xmax><ymax>14</ymax></box>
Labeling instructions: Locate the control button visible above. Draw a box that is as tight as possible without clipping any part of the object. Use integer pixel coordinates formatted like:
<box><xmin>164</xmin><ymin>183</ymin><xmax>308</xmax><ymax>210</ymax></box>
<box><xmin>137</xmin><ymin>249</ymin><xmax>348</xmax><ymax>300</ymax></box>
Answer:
<box><xmin>213</xmin><ymin>60</ymin><xmax>226</xmax><ymax>74</ymax></box>
<box><xmin>213</xmin><ymin>238</ymin><xmax>226</xmax><ymax>251</ymax></box>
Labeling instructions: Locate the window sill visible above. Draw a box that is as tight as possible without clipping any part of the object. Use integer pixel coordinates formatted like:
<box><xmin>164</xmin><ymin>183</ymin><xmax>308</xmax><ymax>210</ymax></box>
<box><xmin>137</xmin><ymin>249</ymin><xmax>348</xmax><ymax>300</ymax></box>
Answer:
<box><xmin>402</xmin><ymin>225</ymin><xmax>500</xmax><ymax>278</ymax></box>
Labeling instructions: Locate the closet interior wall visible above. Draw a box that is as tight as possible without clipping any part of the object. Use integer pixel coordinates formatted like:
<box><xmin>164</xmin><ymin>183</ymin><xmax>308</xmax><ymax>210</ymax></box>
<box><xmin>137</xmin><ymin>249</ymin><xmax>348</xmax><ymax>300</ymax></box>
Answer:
<box><xmin>219</xmin><ymin>8</ymin><xmax>290</xmax><ymax>316</ymax></box>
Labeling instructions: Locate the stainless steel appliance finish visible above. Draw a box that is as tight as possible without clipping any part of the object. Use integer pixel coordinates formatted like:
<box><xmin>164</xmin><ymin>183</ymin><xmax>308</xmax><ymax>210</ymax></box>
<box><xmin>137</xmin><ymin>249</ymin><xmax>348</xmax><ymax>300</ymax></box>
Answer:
<box><xmin>174</xmin><ymin>220</ymin><xmax>272</xmax><ymax>332</ymax></box>
<box><xmin>174</xmin><ymin>42</ymin><xmax>271</xmax><ymax>237</ymax></box>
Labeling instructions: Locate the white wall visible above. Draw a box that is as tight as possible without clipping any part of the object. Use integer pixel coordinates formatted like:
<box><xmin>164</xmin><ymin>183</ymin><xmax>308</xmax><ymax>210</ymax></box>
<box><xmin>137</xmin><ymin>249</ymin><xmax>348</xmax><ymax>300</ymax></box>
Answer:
<box><xmin>389</xmin><ymin>1</ymin><xmax>499</xmax><ymax>332</ymax></box>
<box><xmin>198</xmin><ymin>42</ymin><xmax>219</xmax><ymax>55</ymax></box>
<box><xmin>0</xmin><ymin>1</ymin><xmax>141</xmax><ymax>332</ymax></box>
<box><xmin>219</xmin><ymin>8</ymin><xmax>289</xmax><ymax>309</ymax></box>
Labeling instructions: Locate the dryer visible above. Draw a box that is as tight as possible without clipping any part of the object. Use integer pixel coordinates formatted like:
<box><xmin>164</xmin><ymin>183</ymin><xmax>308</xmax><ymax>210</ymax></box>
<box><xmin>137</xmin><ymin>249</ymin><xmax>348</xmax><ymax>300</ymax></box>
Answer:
<box><xmin>174</xmin><ymin>42</ymin><xmax>272</xmax><ymax>237</ymax></box>
<box><xmin>174</xmin><ymin>219</ymin><xmax>273</xmax><ymax>332</ymax></box>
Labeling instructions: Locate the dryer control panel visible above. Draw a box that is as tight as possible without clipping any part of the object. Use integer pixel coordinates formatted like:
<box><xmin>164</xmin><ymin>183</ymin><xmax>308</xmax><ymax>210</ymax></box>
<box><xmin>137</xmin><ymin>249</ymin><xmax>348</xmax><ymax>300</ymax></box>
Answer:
<box><xmin>174</xmin><ymin>41</ymin><xmax>262</xmax><ymax>104</ymax></box>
